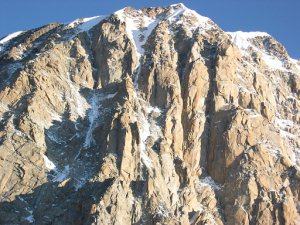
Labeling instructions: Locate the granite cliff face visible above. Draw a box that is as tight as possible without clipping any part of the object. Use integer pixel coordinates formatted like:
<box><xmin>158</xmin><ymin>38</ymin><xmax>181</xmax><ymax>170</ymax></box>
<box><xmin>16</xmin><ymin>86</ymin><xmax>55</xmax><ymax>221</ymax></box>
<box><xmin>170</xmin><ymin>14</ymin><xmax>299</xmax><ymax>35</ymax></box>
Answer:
<box><xmin>0</xmin><ymin>3</ymin><xmax>300</xmax><ymax>225</ymax></box>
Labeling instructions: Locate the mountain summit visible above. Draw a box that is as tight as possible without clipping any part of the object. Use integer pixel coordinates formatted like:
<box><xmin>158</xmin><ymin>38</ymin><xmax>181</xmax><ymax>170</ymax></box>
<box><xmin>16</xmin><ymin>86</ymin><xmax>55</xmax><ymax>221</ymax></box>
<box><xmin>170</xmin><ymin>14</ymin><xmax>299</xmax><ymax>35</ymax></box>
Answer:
<box><xmin>0</xmin><ymin>4</ymin><xmax>299</xmax><ymax>225</ymax></box>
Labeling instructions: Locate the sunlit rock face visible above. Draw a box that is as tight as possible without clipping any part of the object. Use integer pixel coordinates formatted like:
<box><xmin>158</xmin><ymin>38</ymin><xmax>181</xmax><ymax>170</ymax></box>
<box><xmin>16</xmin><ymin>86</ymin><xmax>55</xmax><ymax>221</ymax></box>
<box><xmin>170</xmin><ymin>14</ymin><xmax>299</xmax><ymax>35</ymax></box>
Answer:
<box><xmin>0</xmin><ymin>3</ymin><xmax>299</xmax><ymax>225</ymax></box>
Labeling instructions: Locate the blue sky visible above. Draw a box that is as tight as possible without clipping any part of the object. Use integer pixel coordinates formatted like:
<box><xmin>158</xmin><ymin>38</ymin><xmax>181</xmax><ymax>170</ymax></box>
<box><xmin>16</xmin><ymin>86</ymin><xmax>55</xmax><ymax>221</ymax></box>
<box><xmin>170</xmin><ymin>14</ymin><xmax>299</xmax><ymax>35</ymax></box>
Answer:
<box><xmin>1</xmin><ymin>0</ymin><xmax>299</xmax><ymax>58</ymax></box>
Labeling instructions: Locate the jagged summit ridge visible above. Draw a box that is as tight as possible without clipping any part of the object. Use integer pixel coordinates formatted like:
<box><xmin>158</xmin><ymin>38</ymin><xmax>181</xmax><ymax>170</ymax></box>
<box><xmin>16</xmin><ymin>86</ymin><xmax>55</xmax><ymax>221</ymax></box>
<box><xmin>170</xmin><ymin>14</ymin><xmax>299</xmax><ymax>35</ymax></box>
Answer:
<box><xmin>0</xmin><ymin>4</ymin><xmax>300</xmax><ymax>225</ymax></box>
<box><xmin>0</xmin><ymin>3</ymin><xmax>215</xmax><ymax>53</ymax></box>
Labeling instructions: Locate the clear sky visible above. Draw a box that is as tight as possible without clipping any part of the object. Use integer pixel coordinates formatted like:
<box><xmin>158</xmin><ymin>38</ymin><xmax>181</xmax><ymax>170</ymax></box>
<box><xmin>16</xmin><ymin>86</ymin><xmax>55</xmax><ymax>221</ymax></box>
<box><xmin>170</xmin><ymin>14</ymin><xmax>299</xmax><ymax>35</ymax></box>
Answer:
<box><xmin>1</xmin><ymin>0</ymin><xmax>299</xmax><ymax>59</ymax></box>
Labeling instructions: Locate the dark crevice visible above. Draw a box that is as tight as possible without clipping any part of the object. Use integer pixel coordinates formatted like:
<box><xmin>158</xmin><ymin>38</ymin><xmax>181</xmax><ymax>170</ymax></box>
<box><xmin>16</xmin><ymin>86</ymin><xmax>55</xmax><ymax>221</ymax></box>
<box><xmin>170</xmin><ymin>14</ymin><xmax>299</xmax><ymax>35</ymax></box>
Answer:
<box><xmin>200</xmin><ymin>40</ymin><xmax>218</xmax><ymax>170</ymax></box>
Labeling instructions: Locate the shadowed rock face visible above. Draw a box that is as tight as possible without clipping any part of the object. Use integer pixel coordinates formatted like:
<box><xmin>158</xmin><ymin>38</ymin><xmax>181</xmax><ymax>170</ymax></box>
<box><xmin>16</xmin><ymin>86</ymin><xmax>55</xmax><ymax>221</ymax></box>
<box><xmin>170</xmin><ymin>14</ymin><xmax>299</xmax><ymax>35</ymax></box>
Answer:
<box><xmin>0</xmin><ymin>3</ymin><xmax>300</xmax><ymax>225</ymax></box>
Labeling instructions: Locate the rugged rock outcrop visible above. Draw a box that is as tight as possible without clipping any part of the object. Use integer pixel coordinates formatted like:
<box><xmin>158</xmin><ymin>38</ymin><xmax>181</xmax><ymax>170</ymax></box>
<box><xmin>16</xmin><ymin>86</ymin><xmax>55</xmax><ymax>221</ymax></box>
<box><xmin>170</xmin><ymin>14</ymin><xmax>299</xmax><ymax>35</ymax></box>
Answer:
<box><xmin>0</xmin><ymin>3</ymin><xmax>299</xmax><ymax>225</ymax></box>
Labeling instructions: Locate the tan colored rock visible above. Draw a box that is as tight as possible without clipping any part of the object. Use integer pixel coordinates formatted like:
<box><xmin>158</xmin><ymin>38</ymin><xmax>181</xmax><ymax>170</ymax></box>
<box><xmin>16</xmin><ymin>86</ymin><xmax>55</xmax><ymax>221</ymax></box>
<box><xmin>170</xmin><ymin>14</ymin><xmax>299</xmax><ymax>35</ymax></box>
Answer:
<box><xmin>0</xmin><ymin>4</ymin><xmax>299</xmax><ymax>225</ymax></box>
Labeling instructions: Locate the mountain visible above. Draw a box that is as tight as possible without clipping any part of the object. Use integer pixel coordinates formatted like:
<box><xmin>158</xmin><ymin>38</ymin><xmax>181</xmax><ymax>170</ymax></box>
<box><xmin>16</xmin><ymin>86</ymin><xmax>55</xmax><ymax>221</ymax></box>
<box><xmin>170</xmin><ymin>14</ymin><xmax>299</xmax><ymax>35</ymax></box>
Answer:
<box><xmin>0</xmin><ymin>3</ymin><xmax>299</xmax><ymax>225</ymax></box>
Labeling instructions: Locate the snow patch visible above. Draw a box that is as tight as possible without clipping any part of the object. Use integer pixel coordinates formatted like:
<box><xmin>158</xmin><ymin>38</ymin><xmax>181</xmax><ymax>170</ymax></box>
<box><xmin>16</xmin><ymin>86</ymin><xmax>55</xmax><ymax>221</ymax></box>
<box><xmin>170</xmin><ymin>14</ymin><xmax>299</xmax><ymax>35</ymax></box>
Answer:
<box><xmin>196</xmin><ymin>176</ymin><xmax>222</xmax><ymax>191</ymax></box>
<box><xmin>63</xmin><ymin>72</ymin><xmax>90</xmax><ymax>121</ymax></box>
<box><xmin>84</xmin><ymin>92</ymin><xmax>99</xmax><ymax>148</ymax></box>
<box><xmin>146</xmin><ymin>105</ymin><xmax>162</xmax><ymax>114</ymax></box>
<box><xmin>69</xmin><ymin>82</ymin><xmax>89</xmax><ymax>119</ymax></box>
<box><xmin>140</xmin><ymin>141</ymin><xmax>152</xmax><ymax>170</ymax></box>
<box><xmin>0</xmin><ymin>31</ymin><xmax>24</xmax><ymax>44</ymax></box>
<box><xmin>132</xmin><ymin>98</ymin><xmax>163</xmax><ymax>170</ymax></box>
<box><xmin>268</xmin><ymin>148</ymin><xmax>282</xmax><ymax>159</ymax></box>
<box><xmin>139</xmin><ymin>107</ymin><xmax>153</xmax><ymax>169</ymax></box>
<box><xmin>274</xmin><ymin>117</ymin><xmax>300</xmax><ymax>168</ymax></box>
<box><xmin>43</xmin><ymin>154</ymin><xmax>70</xmax><ymax>183</ymax></box>
<box><xmin>243</xmin><ymin>108</ymin><xmax>261</xmax><ymax>118</ymax></box>
<box><xmin>134</xmin><ymin>98</ymin><xmax>163</xmax><ymax>170</ymax></box>
<box><xmin>261</xmin><ymin>52</ymin><xmax>285</xmax><ymax>70</ymax></box>
<box><xmin>42</xmin><ymin>154</ymin><xmax>56</xmax><ymax>171</ymax></box>
<box><xmin>275</xmin><ymin>118</ymin><xmax>295</xmax><ymax>129</ymax></box>
<box><xmin>84</xmin><ymin>91</ymin><xmax>117</xmax><ymax>148</ymax></box>
<box><xmin>287</xmin><ymin>95</ymin><xmax>297</xmax><ymax>101</ymax></box>
<box><xmin>155</xmin><ymin>204</ymin><xmax>171</xmax><ymax>219</ymax></box>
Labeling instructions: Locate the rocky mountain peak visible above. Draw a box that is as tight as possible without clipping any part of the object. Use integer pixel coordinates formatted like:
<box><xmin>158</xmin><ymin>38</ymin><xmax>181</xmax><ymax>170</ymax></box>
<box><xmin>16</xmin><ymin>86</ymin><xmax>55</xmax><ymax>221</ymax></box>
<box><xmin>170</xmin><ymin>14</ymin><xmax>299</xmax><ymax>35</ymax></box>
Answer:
<box><xmin>0</xmin><ymin>4</ymin><xmax>300</xmax><ymax>225</ymax></box>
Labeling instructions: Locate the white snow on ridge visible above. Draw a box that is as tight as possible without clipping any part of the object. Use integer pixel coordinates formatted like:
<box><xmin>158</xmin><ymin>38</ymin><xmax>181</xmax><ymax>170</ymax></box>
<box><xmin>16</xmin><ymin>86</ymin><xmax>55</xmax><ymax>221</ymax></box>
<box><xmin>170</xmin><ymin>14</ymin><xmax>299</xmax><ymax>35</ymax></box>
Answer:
<box><xmin>0</xmin><ymin>31</ymin><xmax>24</xmax><ymax>46</ymax></box>
<box><xmin>115</xmin><ymin>3</ymin><xmax>213</xmax><ymax>90</ymax></box>
<box><xmin>227</xmin><ymin>31</ymin><xmax>269</xmax><ymax>50</ymax></box>
<box><xmin>115</xmin><ymin>8</ymin><xmax>158</xmax><ymax>61</ymax></box>
<box><xmin>227</xmin><ymin>31</ymin><xmax>288</xmax><ymax>71</ymax></box>
<box><xmin>167</xmin><ymin>4</ymin><xmax>187</xmax><ymax>22</ymax></box>
<box><xmin>0</xmin><ymin>31</ymin><xmax>24</xmax><ymax>52</ymax></box>
<box><xmin>67</xmin><ymin>16</ymin><xmax>106</xmax><ymax>32</ymax></box>
<box><xmin>115</xmin><ymin>7</ymin><xmax>162</xmax><ymax>90</ymax></box>
<box><xmin>168</xmin><ymin>3</ymin><xmax>211</xmax><ymax>30</ymax></box>
<box><xmin>115</xmin><ymin>3</ymin><xmax>212</xmax><ymax>62</ymax></box>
